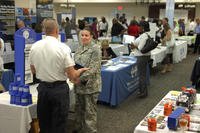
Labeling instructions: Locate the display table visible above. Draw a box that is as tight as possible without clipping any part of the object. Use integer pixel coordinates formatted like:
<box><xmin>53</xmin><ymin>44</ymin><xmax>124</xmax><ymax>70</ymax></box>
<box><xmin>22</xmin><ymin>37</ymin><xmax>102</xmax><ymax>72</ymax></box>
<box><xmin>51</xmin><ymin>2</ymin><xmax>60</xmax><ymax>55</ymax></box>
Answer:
<box><xmin>0</xmin><ymin>84</ymin><xmax>38</xmax><ymax>133</ymax></box>
<box><xmin>173</xmin><ymin>40</ymin><xmax>188</xmax><ymax>63</ymax></box>
<box><xmin>175</xmin><ymin>35</ymin><xmax>196</xmax><ymax>46</ymax></box>
<box><xmin>150</xmin><ymin>46</ymin><xmax>167</xmax><ymax>67</ymax></box>
<box><xmin>98</xmin><ymin>56</ymin><xmax>139</xmax><ymax>106</ymax></box>
<box><xmin>0</xmin><ymin>82</ymin><xmax>74</xmax><ymax>133</ymax></box>
<box><xmin>134</xmin><ymin>90</ymin><xmax>200</xmax><ymax>133</ymax></box>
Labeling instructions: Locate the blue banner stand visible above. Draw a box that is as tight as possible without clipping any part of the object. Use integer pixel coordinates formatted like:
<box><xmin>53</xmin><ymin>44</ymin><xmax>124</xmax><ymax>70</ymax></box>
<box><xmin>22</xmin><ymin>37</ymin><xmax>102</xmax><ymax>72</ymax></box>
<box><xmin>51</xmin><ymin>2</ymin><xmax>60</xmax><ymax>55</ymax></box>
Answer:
<box><xmin>14</xmin><ymin>27</ymin><xmax>37</xmax><ymax>85</ymax></box>
<box><xmin>14</xmin><ymin>28</ymin><xmax>66</xmax><ymax>84</ymax></box>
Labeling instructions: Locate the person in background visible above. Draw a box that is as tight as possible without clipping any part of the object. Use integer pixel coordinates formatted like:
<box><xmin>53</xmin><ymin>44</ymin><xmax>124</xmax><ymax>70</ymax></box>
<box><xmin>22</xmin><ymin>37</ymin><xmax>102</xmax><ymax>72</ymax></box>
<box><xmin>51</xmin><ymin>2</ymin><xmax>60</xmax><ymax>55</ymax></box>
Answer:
<box><xmin>154</xmin><ymin>19</ymin><xmax>163</xmax><ymax>43</ymax></box>
<box><xmin>65</xmin><ymin>17</ymin><xmax>72</xmax><ymax>39</ymax></box>
<box><xmin>121</xmin><ymin>18</ymin><xmax>129</xmax><ymax>30</ymax></box>
<box><xmin>34</xmin><ymin>21</ymin><xmax>43</xmax><ymax>33</ymax></box>
<box><xmin>60</xmin><ymin>18</ymin><xmax>66</xmax><ymax>32</ymax></box>
<box><xmin>0</xmin><ymin>38</ymin><xmax>4</xmax><ymax>77</ymax></box>
<box><xmin>128</xmin><ymin>20</ymin><xmax>140</xmax><ymax>38</ymax></box>
<box><xmin>132</xmin><ymin>16</ymin><xmax>139</xmax><ymax>25</ymax></box>
<box><xmin>188</xmin><ymin>19</ymin><xmax>196</xmax><ymax>36</ymax></box>
<box><xmin>101</xmin><ymin>39</ymin><xmax>116</xmax><ymax>60</ymax></box>
<box><xmin>139</xmin><ymin>16</ymin><xmax>147</xmax><ymax>33</ymax></box>
<box><xmin>161</xmin><ymin>23</ymin><xmax>175</xmax><ymax>74</ymax></box>
<box><xmin>193</xmin><ymin>18</ymin><xmax>200</xmax><ymax>54</ymax></box>
<box><xmin>91</xmin><ymin>18</ymin><xmax>98</xmax><ymax>40</ymax></box>
<box><xmin>173</xmin><ymin>20</ymin><xmax>179</xmax><ymax>38</ymax></box>
<box><xmin>99</xmin><ymin>16</ymin><xmax>108</xmax><ymax>37</ymax></box>
<box><xmin>160</xmin><ymin>17</ymin><xmax>169</xmax><ymax>40</ymax></box>
<box><xmin>130</xmin><ymin>22</ymin><xmax>151</xmax><ymax>98</ymax></box>
<box><xmin>30</xmin><ymin>18</ymin><xmax>88</xmax><ymax>133</ymax></box>
<box><xmin>73</xmin><ymin>27</ymin><xmax>101</xmax><ymax>133</ymax></box>
<box><xmin>178</xmin><ymin>19</ymin><xmax>185</xmax><ymax>36</ymax></box>
<box><xmin>111</xmin><ymin>18</ymin><xmax>126</xmax><ymax>42</ymax></box>
<box><xmin>16</xmin><ymin>20</ymin><xmax>25</xmax><ymax>30</ymax></box>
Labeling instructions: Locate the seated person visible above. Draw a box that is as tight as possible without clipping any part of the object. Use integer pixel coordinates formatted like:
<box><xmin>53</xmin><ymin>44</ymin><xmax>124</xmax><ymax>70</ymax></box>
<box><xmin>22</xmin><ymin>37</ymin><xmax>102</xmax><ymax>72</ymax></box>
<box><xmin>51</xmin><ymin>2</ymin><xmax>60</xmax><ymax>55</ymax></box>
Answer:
<box><xmin>101</xmin><ymin>40</ymin><xmax>117</xmax><ymax>60</ymax></box>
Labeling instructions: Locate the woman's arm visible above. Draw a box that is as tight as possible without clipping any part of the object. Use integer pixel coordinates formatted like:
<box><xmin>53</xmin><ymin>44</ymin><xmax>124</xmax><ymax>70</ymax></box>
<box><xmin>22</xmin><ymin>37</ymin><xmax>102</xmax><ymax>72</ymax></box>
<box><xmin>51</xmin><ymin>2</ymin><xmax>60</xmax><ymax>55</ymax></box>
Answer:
<box><xmin>164</xmin><ymin>29</ymin><xmax>172</xmax><ymax>41</ymax></box>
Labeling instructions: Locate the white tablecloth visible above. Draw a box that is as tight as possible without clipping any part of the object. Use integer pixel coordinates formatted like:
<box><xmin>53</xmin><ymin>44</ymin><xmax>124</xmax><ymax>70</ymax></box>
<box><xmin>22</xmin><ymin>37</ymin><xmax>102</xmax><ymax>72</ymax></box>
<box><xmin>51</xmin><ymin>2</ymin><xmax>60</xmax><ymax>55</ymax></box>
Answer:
<box><xmin>134</xmin><ymin>91</ymin><xmax>200</xmax><ymax>133</ymax></box>
<box><xmin>130</xmin><ymin>40</ymin><xmax>187</xmax><ymax>67</ymax></box>
<box><xmin>150</xmin><ymin>46</ymin><xmax>167</xmax><ymax>67</ymax></box>
<box><xmin>173</xmin><ymin>40</ymin><xmax>188</xmax><ymax>63</ymax></box>
<box><xmin>175</xmin><ymin>35</ymin><xmax>196</xmax><ymax>46</ymax></box>
<box><xmin>109</xmin><ymin>44</ymin><xmax>129</xmax><ymax>56</ymax></box>
<box><xmin>0</xmin><ymin>82</ymin><xmax>75</xmax><ymax>133</ymax></box>
<box><xmin>0</xmin><ymin>84</ymin><xmax>38</xmax><ymax>133</ymax></box>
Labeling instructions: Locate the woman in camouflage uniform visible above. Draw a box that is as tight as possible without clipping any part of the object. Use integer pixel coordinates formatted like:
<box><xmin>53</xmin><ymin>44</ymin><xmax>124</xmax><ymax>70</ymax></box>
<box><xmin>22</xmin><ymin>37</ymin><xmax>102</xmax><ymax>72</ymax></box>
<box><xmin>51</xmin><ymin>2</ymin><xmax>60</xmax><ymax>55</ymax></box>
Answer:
<box><xmin>73</xmin><ymin>27</ymin><xmax>101</xmax><ymax>133</ymax></box>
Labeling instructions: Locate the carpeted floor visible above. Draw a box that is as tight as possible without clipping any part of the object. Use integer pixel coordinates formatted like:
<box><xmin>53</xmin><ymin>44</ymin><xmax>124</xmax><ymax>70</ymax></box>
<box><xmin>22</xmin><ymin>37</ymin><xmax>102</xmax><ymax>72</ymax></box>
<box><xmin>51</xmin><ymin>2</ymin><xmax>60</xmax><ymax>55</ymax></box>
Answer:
<box><xmin>68</xmin><ymin>52</ymin><xmax>199</xmax><ymax>133</ymax></box>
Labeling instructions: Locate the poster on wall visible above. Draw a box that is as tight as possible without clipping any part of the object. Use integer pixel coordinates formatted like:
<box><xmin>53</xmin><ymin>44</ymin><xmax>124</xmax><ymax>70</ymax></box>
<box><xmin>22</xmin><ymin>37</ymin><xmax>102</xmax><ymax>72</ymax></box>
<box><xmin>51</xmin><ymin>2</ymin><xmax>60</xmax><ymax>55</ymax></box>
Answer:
<box><xmin>36</xmin><ymin>0</ymin><xmax>53</xmax><ymax>23</ymax></box>
<box><xmin>16</xmin><ymin>8</ymin><xmax>37</xmax><ymax>28</ymax></box>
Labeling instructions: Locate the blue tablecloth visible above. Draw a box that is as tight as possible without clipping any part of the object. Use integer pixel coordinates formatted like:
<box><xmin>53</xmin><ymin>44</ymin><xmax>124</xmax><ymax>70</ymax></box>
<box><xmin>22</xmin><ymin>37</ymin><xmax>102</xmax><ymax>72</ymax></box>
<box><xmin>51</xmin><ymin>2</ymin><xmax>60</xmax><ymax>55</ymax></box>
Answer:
<box><xmin>1</xmin><ymin>69</ymin><xmax>14</xmax><ymax>91</ymax></box>
<box><xmin>98</xmin><ymin>56</ymin><xmax>139</xmax><ymax>106</ymax></box>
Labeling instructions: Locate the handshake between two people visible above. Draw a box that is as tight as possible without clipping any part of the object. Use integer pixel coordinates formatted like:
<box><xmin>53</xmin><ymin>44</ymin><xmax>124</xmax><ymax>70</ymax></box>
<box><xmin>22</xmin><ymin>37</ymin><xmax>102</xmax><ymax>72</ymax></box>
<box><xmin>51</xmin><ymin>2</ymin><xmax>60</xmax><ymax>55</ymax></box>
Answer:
<box><xmin>66</xmin><ymin>67</ymin><xmax>90</xmax><ymax>85</ymax></box>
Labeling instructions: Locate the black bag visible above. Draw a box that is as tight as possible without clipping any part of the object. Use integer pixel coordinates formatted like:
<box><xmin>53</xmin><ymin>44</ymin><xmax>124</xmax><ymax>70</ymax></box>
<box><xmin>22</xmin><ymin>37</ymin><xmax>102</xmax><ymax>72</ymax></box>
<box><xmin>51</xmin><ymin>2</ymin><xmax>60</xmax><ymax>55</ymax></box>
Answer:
<box><xmin>141</xmin><ymin>33</ymin><xmax>158</xmax><ymax>54</ymax></box>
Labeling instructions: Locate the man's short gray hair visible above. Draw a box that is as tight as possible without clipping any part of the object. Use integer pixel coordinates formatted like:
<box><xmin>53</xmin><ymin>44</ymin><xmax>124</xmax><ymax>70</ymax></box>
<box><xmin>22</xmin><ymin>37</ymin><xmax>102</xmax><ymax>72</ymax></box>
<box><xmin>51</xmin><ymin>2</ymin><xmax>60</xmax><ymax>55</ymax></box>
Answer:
<box><xmin>42</xmin><ymin>18</ymin><xmax>59</xmax><ymax>35</ymax></box>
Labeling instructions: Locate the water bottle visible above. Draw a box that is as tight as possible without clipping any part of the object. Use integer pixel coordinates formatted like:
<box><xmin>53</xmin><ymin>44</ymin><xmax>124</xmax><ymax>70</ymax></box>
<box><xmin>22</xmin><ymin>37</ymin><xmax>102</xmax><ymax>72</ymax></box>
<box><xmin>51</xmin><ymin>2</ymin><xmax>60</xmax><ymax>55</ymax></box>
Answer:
<box><xmin>8</xmin><ymin>82</ymin><xmax>15</xmax><ymax>95</ymax></box>
<box><xmin>10</xmin><ymin>93</ymin><xmax>15</xmax><ymax>104</ymax></box>
<box><xmin>14</xmin><ymin>73</ymin><xmax>21</xmax><ymax>85</ymax></box>
<box><xmin>18</xmin><ymin>85</ymin><xmax>23</xmax><ymax>96</ymax></box>
<box><xmin>15</xmin><ymin>93</ymin><xmax>21</xmax><ymax>105</ymax></box>
<box><xmin>21</xmin><ymin>93</ymin><xmax>29</xmax><ymax>106</ymax></box>
<box><xmin>12</xmin><ymin>85</ymin><xmax>19</xmax><ymax>95</ymax></box>
<box><xmin>21</xmin><ymin>85</ymin><xmax>30</xmax><ymax>106</ymax></box>
<box><xmin>23</xmin><ymin>85</ymin><xmax>30</xmax><ymax>96</ymax></box>
<box><xmin>28</xmin><ymin>93</ymin><xmax>32</xmax><ymax>105</ymax></box>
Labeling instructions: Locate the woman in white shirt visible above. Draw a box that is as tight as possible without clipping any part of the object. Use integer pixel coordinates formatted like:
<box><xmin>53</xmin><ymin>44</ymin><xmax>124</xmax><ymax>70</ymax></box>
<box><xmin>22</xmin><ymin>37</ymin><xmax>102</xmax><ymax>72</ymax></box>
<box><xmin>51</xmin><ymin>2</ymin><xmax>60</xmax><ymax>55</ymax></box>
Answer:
<box><xmin>0</xmin><ymin>38</ymin><xmax>4</xmax><ymax>81</ymax></box>
<box><xmin>99</xmin><ymin>17</ymin><xmax>108</xmax><ymax>37</ymax></box>
<box><xmin>130</xmin><ymin>22</ymin><xmax>151</xmax><ymax>98</ymax></box>
<box><xmin>161</xmin><ymin>23</ymin><xmax>175</xmax><ymax>74</ymax></box>
<box><xmin>0</xmin><ymin>38</ymin><xmax>4</xmax><ymax>71</ymax></box>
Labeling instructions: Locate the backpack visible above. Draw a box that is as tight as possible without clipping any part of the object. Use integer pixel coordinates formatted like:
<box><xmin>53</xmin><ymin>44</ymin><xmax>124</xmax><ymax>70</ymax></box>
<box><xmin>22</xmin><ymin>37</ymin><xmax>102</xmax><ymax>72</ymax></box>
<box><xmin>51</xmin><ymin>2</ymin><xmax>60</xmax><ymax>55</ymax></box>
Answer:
<box><xmin>141</xmin><ymin>33</ymin><xmax>158</xmax><ymax>54</ymax></box>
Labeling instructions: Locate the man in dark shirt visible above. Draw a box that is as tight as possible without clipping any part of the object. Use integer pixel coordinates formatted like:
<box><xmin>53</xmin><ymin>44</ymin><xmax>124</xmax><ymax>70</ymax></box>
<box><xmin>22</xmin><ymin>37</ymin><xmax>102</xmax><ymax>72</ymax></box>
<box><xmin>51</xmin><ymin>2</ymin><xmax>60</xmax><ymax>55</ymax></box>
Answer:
<box><xmin>111</xmin><ymin>18</ymin><xmax>126</xmax><ymax>37</ymax></box>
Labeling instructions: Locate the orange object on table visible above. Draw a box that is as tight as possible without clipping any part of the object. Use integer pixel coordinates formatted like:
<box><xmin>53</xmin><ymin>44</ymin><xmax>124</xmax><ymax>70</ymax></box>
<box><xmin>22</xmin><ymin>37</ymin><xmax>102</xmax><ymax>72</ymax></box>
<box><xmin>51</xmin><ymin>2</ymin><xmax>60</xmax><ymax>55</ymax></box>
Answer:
<box><xmin>164</xmin><ymin>102</ymin><xmax>172</xmax><ymax>116</ymax></box>
<box><xmin>148</xmin><ymin>117</ymin><xmax>157</xmax><ymax>131</ymax></box>
<box><xmin>181</xmin><ymin>114</ymin><xmax>190</xmax><ymax>127</ymax></box>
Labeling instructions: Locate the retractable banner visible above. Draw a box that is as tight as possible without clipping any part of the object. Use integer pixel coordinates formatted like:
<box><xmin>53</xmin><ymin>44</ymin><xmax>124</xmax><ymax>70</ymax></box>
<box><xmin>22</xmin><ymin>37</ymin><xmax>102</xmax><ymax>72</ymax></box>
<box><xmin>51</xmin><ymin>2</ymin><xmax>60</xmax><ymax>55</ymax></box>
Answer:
<box><xmin>165</xmin><ymin>0</ymin><xmax>175</xmax><ymax>29</ymax></box>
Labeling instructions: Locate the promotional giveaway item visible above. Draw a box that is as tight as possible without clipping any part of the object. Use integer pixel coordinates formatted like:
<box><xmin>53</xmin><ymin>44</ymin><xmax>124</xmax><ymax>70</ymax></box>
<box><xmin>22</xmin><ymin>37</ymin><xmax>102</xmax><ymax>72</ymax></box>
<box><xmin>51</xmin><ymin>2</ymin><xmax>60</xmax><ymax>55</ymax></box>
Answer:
<box><xmin>9</xmin><ymin>74</ymin><xmax>32</xmax><ymax>106</ymax></box>
<box><xmin>148</xmin><ymin>117</ymin><xmax>157</xmax><ymax>131</ymax></box>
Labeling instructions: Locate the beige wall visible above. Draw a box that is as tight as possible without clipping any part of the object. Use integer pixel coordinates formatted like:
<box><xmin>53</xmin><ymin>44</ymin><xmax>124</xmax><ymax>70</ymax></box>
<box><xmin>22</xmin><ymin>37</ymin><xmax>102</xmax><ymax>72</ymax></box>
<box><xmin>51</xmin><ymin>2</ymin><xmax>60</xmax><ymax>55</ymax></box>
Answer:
<box><xmin>54</xmin><ymin>0</ymin><xmax>197</xmax><ymax>3</ymax></box>
<box><xmin>15</xmin><ymin>0</ymin><xmax>36</xmax><ymax>8</ymax></box>
<box><xmin>15</xmin><ymin>0</ymin><xmax>200</xmax><ymax>24</ymax></box>
<box><xmin>196</xmin><ymin>4</ymin><xmax>200</xmax><ymax>18</ymax></box>
<box><xmin>75</xmin><ymin>3</ymin><xmax>148</xmax><ymax>22</ymax></box>
<box><xmin>57</xmin><ymin>3</ymin><xmax>149</xmax><ymax>27</ymax></box>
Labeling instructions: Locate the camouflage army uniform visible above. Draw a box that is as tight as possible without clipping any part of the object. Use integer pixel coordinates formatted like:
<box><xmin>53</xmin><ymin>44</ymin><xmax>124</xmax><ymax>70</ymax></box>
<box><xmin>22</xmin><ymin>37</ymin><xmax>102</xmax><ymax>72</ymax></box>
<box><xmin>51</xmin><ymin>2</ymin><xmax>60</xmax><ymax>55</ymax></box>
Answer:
<box><xmin>74</xmin><ymin>41</ymin><xmax>101</xmax><ymax>133</ymax></box>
